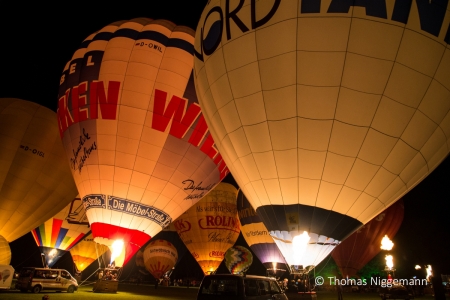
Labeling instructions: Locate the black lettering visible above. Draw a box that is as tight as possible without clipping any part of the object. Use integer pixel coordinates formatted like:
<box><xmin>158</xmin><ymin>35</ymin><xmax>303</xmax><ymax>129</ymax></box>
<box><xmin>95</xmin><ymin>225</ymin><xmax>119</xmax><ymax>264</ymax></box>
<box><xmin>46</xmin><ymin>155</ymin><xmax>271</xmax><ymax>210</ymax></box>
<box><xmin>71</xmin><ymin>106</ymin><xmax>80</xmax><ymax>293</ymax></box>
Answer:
<box><xmin>251</xmin><ymin>0</ymin><xmax>281</xmax><ymax>29</ymax></box>
<box><xmin>415</xmin><ymin>0</ymin><xmax>448</xmax><ymax>37</ymax></box>
<box><xmin>226</xmin><ymin>0</ymin><xmax>249</xmax><ymax>40</ymax></box>
<box><xmin>301</xmin><ymin>0</ymin><xmax>321</xmax><ymax>13</ymax></box>
<box><xmin>391</xmin><ymin>0</ymin><xmax>412</xmax><ymax>24</ymax></box>
<box><xmin>327</xmin><ymin>0</ymin><xmax>388</xmax><ymax>19</ymax></box>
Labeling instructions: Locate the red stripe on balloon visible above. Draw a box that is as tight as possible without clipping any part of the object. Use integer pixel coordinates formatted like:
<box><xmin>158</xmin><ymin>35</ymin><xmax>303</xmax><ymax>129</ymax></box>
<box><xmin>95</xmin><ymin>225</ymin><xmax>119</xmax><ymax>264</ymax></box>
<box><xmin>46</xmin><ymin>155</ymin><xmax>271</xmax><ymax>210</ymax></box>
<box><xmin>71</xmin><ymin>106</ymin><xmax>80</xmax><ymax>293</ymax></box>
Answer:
<box><xmin>90</xmin><ymin>222</ymin><xmax>151</xmax><ymax>266</ymax></box>
<box><xmin>51</xmin><ymin>219</ymin><xmax>63</xmax><ymax>247</ymax></box>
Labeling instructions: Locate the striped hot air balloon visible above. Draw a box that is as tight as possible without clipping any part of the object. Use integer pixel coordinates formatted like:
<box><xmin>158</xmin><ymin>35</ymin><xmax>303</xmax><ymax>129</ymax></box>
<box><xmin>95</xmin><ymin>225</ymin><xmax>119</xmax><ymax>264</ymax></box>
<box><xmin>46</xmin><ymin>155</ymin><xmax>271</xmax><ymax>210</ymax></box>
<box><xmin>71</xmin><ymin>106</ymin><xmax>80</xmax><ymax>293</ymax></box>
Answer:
<box><xmin>237</xmin><ymin>191</ymin><xmax>287</xmax><ymax>277</ymax></box>
<box><xmin>31</xmin><ymin>198</ymin><xmax>90</xmax><ymax>267</ymax></box>
<box><xmin>0</xmin><ymin>235</ymin><xmax>11</xmax><ymax>265</ymax></box>
<box><xmin>57</xmin><ymin>18</ymin><xmax>228</xmax><ymax>267</ymax></box>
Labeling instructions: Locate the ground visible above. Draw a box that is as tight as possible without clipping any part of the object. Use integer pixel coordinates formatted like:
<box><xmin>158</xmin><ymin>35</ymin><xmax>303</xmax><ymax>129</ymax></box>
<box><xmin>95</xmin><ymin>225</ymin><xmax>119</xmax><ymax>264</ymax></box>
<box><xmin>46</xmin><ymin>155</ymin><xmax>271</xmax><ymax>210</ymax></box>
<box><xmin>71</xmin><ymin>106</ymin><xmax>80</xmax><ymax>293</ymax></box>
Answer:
<box><xmin>0</xmin><ymin>283</ymin><xmax>441</xmax><ymax>300</ymax></box>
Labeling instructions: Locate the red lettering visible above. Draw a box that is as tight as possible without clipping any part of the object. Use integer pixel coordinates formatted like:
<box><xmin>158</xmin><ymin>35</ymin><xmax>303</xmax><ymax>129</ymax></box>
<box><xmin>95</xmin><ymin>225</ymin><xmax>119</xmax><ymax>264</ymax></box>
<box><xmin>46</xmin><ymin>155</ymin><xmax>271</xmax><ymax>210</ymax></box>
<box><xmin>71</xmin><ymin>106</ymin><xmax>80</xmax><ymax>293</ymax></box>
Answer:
<box><xmin>57</xmin><ymin>89</ymin><xmax>73</xmax><ymax>138</ymax></box>
<box><xmin>206</xmin><ymin>216</ymin><xmax>214</xmax><ymax>226</ymax></box>
<box><xmin>200</xmin><ymin>134</ymin><xmax>218</xmax><ymax>159</ymax></box>
<box><xmin>89</xmin><ymin>81</ymin><xmax>120</xmax><ymax>120</ymax></box>
<box><xmin>188</xmin><ymin>115</ymin><xmax>208</xmax><ymax>146</ymax></box>
<box><xmin>215</xmin><ymin>216</ymin><xmax>222</xmax><ymax>226</ymax></box>
<box><xmin>213</xmin><ymin>154</ymin><xmax>229</xmax><ymax>180</ymax></box>
<box><xmin>71</xmin><ymin>82</ymin><xmax>88</xmax><ymax>123</ymax></box>
<box><xmin>152</xmin><ymin>89</ymin><xmax>201</xmax><ymax>138</ymax></box>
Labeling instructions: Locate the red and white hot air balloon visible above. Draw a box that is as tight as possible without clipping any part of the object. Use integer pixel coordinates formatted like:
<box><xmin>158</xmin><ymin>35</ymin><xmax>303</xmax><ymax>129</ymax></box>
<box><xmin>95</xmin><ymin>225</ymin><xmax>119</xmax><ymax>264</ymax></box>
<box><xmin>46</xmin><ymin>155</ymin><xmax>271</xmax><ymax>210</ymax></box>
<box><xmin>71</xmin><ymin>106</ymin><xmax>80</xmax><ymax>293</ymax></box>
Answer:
<box><xmin>57</xmin><ymin>18</ymin><xmax>228</xmax><ymax>266</ymax></box>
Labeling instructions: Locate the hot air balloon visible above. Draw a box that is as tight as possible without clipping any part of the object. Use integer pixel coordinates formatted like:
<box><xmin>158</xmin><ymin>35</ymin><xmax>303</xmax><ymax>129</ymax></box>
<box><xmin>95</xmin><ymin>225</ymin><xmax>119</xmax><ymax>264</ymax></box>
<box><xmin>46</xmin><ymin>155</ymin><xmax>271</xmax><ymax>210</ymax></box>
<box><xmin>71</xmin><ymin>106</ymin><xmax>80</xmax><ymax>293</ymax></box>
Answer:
<box><xmin>0</xmin><ymin>235</ymin><xmax>11</xmax><ymax>265</ymax></box>
<box><xmin>143</xmin><ymin>239</ymin><xmax>178</xmax><ymax>280</ymax></box>
<box><xmin>193</xmin><ymin>1</ymin><xmax>450</xmax><ymax>274</ymax></box>
<box><xmin>0</xmin><ymin>98</ymin><xmax>78</xmax><ymax>243</ymax></box>
<box><xmin>31</xmin><ymin>197</ymin><xmax>91</xmax><ymax>267</ymax></box>
<box><xmin>237</xmin><ymin>191</ymin><xmax>287</xmax><ymax>277</ymax></box>
<box><xmin>174</xmin><ymin>182</ymin><xmax>239</xmax><ymax>274</ymax></box>
<box><xmin>332</xmin><ymin>199</ymin><xmax>404</xmax><ymax>278</ymax></box>
<box><xmin>70</xmin><ymin>233</ymin><xmax>110</xmax><ymax>273</ymax></box>
<box><xmin>152</xmin><ymin>221</ymin><xmax>188</xmax><ymax>265</ymax></box>
<box><xmin>57</xmin><ymin>18</ymin><xmax>228</xmax><ymax>266</ymax></box>
<box><xmin>224</xmin><ymin>245</ymin><xmax>253</xmax><ymax>275</ymax></box>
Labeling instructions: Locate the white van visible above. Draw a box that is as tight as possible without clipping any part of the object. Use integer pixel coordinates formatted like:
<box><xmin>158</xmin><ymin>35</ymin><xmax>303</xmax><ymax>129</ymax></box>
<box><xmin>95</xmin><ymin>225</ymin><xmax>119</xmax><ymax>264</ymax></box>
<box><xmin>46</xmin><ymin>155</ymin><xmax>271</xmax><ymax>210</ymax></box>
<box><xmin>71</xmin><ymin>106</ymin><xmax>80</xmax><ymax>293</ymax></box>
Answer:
<box><xmin>15</xmin><ymin>267</ymin><xmax>78</xmax><ymax>293</ymax></box>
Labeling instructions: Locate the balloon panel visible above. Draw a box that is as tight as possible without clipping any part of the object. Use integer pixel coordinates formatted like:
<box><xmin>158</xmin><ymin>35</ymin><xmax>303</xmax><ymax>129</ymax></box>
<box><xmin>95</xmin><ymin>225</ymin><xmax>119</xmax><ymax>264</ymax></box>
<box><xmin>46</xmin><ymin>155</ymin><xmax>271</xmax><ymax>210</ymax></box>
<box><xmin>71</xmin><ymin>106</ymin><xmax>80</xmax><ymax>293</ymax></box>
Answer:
<box><xmin>332</xmin><ymin>199</ymin><xmax>404</xmax><ymax>277</ymax></box>
<box><xmin>57</xmin><ymin>18</ymin><xmax>228</xmax><ymax>265</ymax></box>
<box><xmin>143</xmin><ymin>239</ymin><xmax>178</xmax><ymax>279</ymax></box>
<box><xmin>237</xmin><ymin>191</ymin><xmax>286</xmax><ymax>265</ymax></box>
<box><xmin>194</xmin><ymin>0</ymin><xmax>450</xmax><ymax>268</ymax></box>
<box><xmin>174</xmin><ymin>183</ymin><xmax>239</xmax><ymax>274</ymax></box>
<box><xmin>0</xmin><ymin>98</ymin><xmax>78</xmax><ymax>243</ymax></box>
<box><xmin>31</xmin><ymin>198</ymin><xmax>90</xmax><ymax>251</ymax></box>
<box><xmin>70</xmin><ymin>233</ymin><xmax>110</xmax><ymax>272</ymax></box>
<box><xmin>0</xmin><ymin>235</ymin><xmax>11</xmax><ymax>265</ymax></box>
<box><xmin>224</xmin><ymin>245</ymin><xmax>253</xmax><ymax>274</ymax></box>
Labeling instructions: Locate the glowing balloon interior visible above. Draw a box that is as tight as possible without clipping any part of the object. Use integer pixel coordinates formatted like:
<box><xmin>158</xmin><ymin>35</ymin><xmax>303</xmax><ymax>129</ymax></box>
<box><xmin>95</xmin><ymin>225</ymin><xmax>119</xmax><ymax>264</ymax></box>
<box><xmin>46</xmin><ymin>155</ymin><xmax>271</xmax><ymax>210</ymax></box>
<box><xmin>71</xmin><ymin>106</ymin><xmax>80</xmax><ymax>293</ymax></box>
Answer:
<box><xmin>57</xmin><ymin>18</ymin><xmax>228</xmax><ymax>266</ymax></box>
<box><xmin>224</xmin><ymin>245</ymin><xmax>253</xmax><ymax>275</ymax></box>
<box><xmin>194</xmin><ymin>0</ymin><xmax>450</xmax><ymax>272</ymax></box>
<box><xmin>0</xmin><ymin>98</ymin><xmax>78</xmax><ymax>243</ymax></box>
<box><xmin>174</xmin><ymin>182</ymin><xmax>239</xmax><ymax>274</ymax></box>
<box><xmin>143</xmin><ymin>239</ymin><xmax>178</xmax><ymax>280</ymax></box>
<box><xmin>70</xmin><ymin>233</ymin><xmax>110</xmax><ymax>272</ymax></box>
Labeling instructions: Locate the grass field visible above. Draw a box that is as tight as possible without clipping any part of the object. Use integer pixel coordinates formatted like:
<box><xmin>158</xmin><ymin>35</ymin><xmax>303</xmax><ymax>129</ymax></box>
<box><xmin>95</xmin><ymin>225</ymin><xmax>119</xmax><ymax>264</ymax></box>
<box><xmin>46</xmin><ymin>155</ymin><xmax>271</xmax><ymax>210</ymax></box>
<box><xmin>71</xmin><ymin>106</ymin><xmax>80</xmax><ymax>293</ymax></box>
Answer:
<box><xmin>0</xmin><ymin>284</ymin><xmax>439</xmax><ymax>300</ymax></box>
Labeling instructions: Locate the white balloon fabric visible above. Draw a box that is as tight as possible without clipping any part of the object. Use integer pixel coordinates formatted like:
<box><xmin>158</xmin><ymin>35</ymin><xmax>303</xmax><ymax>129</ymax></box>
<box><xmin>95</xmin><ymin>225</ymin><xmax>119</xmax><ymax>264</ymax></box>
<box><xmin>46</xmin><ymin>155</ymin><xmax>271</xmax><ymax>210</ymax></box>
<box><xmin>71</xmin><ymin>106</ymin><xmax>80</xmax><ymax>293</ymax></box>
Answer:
<box><xmin>57</xmin><ymin>18</ymin><xmax>228</xmax><ymax>265</ymax></box>
<box><xmin>194</xmin><ymin>0</ymin><xmax>450</xmax><ymax>271</ymax></box>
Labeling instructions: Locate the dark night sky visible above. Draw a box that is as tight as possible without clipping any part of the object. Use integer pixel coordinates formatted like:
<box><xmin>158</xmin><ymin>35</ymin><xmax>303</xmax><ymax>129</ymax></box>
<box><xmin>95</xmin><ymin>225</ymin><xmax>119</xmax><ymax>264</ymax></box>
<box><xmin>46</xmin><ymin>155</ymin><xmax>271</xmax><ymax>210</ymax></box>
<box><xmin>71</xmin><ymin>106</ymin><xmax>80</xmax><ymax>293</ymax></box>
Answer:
<box><xmin>1</xmin><ymin>1</ymin><xmax>449</xmax><ymax>279</ymax></box>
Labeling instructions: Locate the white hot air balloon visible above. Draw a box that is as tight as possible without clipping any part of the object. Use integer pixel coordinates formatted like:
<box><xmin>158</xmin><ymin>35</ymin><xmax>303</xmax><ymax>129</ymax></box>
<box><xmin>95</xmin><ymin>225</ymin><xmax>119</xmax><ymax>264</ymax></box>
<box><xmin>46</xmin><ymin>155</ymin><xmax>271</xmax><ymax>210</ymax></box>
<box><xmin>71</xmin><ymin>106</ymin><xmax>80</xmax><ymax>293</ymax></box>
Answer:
<box><xmin>193</xmin><ymin>0</ymin><xmax>450</xmax><ymax>273</ymax></box>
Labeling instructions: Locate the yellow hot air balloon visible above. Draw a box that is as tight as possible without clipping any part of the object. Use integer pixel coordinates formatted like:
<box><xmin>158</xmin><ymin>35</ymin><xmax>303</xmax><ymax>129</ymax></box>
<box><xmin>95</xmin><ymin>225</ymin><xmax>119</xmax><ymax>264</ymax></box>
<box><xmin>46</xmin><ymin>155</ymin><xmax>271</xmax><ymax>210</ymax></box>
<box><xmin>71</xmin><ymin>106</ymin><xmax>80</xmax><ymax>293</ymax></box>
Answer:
<box><xmin>0</xmin><ymin>98</ymin><xmax>78</xmax><ymax>243</ymax></box>
<box><xmin>70</xmin><ymin>233</ymin><xmax>110</xmax><ymax>272</ymax></box>
<box><xmin>31</xmin><ymin>197</ymin><xmax>91</xmax><ymax>267</ymax></box>
<box><xmin>174</xmin><ymin>183</ymin><xmax>239</xmax><ymax>274</ymax></box>
<box><xmin>57</xmin><ymin>18</ymin><xmax>228</xmax><ymax>266</ymax></box>
<box><xmin>0</xmin><ymin>235</ymin><xmax>11</xmax><ymax>265</ymax></box>
<box><xmin>143</xmin><ymin>239</ymin><xmax>177</xmax><ymax>280</ymax></box>
<box><xmin>194</xmin><ymin>1</ymin><xmax>450</xmax><ymax>274</ymax></box>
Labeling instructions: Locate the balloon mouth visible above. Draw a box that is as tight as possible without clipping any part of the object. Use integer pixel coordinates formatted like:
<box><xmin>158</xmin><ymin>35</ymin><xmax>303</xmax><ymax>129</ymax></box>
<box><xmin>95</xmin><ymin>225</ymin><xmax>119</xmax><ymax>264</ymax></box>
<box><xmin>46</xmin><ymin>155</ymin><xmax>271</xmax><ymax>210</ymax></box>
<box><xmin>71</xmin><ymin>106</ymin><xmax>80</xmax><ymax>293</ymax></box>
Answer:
<box><xmin>292</xmin><ymin>231</ymin><xmax>310</xmax><ymax>263</ymax></box>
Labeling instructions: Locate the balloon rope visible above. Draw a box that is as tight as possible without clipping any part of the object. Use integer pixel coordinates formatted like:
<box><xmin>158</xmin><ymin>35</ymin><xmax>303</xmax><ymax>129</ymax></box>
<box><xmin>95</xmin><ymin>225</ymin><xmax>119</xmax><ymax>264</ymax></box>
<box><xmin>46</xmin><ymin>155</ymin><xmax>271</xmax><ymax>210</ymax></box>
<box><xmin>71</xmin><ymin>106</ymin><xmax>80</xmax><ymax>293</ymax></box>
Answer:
<box><xmin>79</xmin><ymin>267</ymin><xmax>100</xmax><ymax>286</ymax></box>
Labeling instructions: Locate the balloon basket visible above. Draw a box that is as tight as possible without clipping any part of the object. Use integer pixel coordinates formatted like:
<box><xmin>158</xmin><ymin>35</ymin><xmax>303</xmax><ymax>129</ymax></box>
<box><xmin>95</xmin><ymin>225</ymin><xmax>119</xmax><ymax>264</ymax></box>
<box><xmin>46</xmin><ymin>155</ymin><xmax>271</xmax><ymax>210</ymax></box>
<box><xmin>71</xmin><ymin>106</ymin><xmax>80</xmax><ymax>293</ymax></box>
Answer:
<box><xmin>92</xmin><ymin>267</ymin><xmax>120</xmax><ymax>293</ymax></box>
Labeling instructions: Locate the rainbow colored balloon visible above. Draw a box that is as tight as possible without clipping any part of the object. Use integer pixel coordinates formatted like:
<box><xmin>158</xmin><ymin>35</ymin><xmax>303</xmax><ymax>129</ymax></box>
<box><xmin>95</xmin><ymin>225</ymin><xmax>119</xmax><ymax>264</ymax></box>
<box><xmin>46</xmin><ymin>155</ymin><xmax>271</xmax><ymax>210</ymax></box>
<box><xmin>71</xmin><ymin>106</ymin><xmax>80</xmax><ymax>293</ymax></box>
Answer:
<box><xmin>224</xmin><ymin>246</ymin><xmax>253</xmax><ymax>275</ymax></box>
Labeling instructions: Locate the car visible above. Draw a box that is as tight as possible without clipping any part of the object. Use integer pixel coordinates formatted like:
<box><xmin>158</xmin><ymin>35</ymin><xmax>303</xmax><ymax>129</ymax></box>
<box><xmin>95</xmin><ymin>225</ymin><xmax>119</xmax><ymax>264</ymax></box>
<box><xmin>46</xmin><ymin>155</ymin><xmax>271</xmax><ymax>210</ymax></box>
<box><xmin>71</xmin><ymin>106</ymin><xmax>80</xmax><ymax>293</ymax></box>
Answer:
<box><xmin>197</xmin><ymin>274</ymin><xmax>288</xmax><ymax>300</ymax></box>
<box><xmin>15</xmin><ymin>267</ymin><xmax>78</xmax><ymax>293</ymax></box>
<box><xmin>379</xmin><ymin>284</ymin><xmax>414</xmax><ymax>300</ymax></box>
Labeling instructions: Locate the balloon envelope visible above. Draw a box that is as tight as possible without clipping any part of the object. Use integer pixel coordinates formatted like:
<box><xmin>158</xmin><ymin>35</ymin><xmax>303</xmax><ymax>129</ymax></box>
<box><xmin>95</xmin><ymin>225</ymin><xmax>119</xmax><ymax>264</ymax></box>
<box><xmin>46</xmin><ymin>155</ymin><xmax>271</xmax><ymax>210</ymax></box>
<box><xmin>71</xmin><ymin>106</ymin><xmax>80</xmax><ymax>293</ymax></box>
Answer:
<box><xmin>57</xmin><ymin>18</ymin><xmax>228</xmax><ymax>266</ymax></box>
<box><xmin>194</xmin><ymin>0</ymin><xmax>450</xmax><ymax>272</ymax></box>
<box><xmin>332</xmin><ymin>199</ymin><xmax>404</xmax><ymax>278</ymax></box>
<box><xmin>70</xmin><ymin>233</ymin><xmax>110</xmax><ymax>272</ymax></box>
<box><xmin>237</xmin><ymin>191</ymin><xmax>287</xmax><ymax>276</ymax></box>
<box><xmin>224</xmin><ymin>245</ymin><xmax>253</xmax><ymax>274</ymax></box>
<box><xmin>0</xmin><ymin>98</ymin><xmax>78</xmax><ymax>243</ymax></box>
<box><xmin>0</xmin><ymin>235</ymin><xmax>11</xmax><ymax>265</ymax></box>
<box><xmin>143</xmin><ymin>239</ymin><xmax>178</xmax><ymax>279</ymax></box>
<box><xmin>31</xmin><ymin>197</ymin><xmax>91</xmax><ymax>267</ymax></box>
<box><xmin>174</xmin><ymin>182</ymin><xmax>240</xmax><ymax>274</ymax></box>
